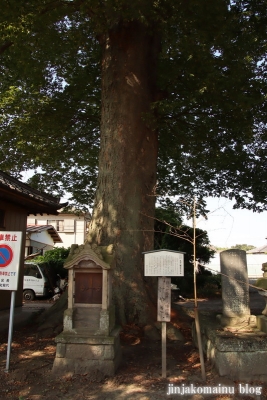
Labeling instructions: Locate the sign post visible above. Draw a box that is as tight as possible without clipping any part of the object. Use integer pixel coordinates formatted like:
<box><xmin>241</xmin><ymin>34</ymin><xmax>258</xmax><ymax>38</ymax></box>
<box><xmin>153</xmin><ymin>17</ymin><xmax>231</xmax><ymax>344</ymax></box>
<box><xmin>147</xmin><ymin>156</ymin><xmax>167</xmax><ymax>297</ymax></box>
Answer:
<box><xmin>5</xmin><ymin>291</ymin><xmax>16</xmax><ymax>372</ymax></box>
<box><xmin>158</xmin><ymin>276</ymin><xmax>171</xmax><ymax>377</ymax></box>
<box><xmin>0</xmin><ymin>231</ymin><xmax>22</xmax><ymax>372</ymax></box>
<box><xmin>143</xmin><ymin>250</ymin><xmax>184</xmax><ymax>378</ymax></box>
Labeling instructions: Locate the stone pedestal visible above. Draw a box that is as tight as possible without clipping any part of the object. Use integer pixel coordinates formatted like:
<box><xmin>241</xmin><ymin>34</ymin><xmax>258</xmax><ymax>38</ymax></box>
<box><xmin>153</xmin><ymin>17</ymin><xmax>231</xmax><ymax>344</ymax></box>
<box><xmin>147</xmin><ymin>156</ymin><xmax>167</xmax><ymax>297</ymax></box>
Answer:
<box><xmin>52</xmin><ymin>327</ymin><xmax>121</xmax><ymax>377</ymax></box>
<box><xmin>192</xmin><ymin>252</ymin><xmax>267</xmax><ymax>381</ymax></box>
<box><xmin>192</xmin><ymin>313</ymin><xmax>267</xmax><ymax>382</ymax></box>
<box><xmin>52</xmin><ymin>243</ymin><xmax>121</xmax><ymax>376</ymax></box>
<box><xmin>256</xmin><ymin>315</ymin><xmax>267</xmax><ymax>333</ymax></box>
<box><xmin>255</xmin><ymin>263</ymin><xmax>267</xmax><ymax>331</ymax></box>
<box><xmin>257</xmin><ymin>291</ymin><xmax>267</xmax><ymax>316</ymax></box>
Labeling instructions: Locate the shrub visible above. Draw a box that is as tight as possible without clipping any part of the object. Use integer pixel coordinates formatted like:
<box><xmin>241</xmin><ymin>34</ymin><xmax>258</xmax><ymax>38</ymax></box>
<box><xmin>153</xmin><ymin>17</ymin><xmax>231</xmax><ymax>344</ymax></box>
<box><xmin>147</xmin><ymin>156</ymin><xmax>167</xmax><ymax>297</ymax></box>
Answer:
<box><xmin>33</xmin><ymin>247</ymin><xmax>70</xmax><ymax>278</ymax></box>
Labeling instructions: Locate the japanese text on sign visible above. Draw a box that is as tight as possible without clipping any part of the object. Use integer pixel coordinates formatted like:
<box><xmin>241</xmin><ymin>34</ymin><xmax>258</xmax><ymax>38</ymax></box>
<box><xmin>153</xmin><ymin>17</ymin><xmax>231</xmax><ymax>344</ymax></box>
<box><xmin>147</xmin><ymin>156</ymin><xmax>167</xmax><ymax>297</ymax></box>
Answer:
<box><xmin>144</xmin><ymin>251</ymin><xmax>184</xmax><ymax>276</ymax></box>
<box><xmin>0</xmin><ymin>231</ymin><xmax>22</xmax><ymax>291</ymax></box>
<box><xmin>157</xmin><ymin>277</ymin><xmax>171</xmax><ymax>322</ymax></box>
<box><xmin>0</xmin><ymin>233</ymin><xmax>18</xmax><ymax>242</ymax></box>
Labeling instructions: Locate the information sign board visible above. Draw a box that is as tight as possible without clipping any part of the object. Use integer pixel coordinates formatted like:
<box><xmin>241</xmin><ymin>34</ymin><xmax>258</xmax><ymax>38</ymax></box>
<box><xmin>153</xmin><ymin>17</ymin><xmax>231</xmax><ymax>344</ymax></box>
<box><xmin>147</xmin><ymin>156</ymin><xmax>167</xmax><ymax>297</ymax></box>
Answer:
<box><xmin>143</xmin><ymin>249</ymin><xmax>185</xmax><ymax>379</ymax></box>
<box><xmin>144</xmin><ymin>250</ymin><xmax>184</xmax><ymax>276</ymax></box>
<box><xmin>0</xmin><ymin>232</ymin><xmax>22</xmax><ymax>291</ymax></box>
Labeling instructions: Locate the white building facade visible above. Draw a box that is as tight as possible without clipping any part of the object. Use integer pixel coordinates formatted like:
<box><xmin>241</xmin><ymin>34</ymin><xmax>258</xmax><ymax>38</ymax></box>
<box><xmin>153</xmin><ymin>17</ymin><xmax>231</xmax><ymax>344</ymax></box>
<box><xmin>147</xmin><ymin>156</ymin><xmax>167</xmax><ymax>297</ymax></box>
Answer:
<box><xmin>27</xmin><ymin>212</ymin><xmax>91</xmax><ymax>249</ymax></box>
<box><xmin>25</xmin><ymin>225</ymin><xmax>63</xmax><ymax>256</ymax></box>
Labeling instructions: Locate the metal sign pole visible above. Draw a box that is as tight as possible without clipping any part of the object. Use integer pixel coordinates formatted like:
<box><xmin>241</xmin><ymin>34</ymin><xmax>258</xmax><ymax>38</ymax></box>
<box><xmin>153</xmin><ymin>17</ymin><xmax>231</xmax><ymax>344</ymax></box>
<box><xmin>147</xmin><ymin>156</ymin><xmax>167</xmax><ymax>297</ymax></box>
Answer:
<box><xmin>5</xmin><ymin>291</ymin><xmax>16</xmax><ymax>373</ymax></box>
<box><xmin>0</xmin><ymin>231</ymin><xmax>22</xmax><ymax>372</ymax></box>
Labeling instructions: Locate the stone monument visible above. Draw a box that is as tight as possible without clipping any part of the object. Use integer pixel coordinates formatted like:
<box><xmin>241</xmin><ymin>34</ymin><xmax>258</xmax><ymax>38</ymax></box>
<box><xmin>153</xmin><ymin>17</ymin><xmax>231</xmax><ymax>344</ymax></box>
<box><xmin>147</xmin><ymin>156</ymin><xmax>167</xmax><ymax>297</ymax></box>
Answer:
<box><xmin>191</xmin><ymin>249</ymin><xmax>267</xmax><ymax>381</ymax></box>
<box><xmin>219</xmin><ymin>249</ymin><xmax>251</xmax><ymax>326</ymax></box>
<box><xmin>52</xmin><ymin>243</ymin><xmax>121</xmax><ymax>376</ymax></box>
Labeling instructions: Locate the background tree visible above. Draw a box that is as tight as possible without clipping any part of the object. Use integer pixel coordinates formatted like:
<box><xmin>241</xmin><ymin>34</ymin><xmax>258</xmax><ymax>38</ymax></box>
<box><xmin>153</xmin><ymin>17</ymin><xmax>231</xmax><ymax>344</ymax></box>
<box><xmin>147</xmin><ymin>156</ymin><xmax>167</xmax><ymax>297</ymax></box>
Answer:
<box><xmin>215</xmin><ymin>244</ymin><xmax>257</xmax><ymax>252</ymax></box>
<box><xmin>154</xmin><ymin>207</ymin><xmax>217</xmax><ymax>296</ymax></box>
<box><xmin>230</xmin><ymin>244</ymin><xmax>256</xmax><ymax>251</ymax></box>
<box><xmin>214</xmin><ymin>247</ymin><xmax>229</xmax><ymax>252</ymax></box>
<box><xmin>1</xmin><ymin>1</ymin><xmax>267</xmax><ymax>324</ymax></box>
<box><xmin>33</xmin><ymin>247</ymin><xmax>70</xmax><ymax>280</ymax></box>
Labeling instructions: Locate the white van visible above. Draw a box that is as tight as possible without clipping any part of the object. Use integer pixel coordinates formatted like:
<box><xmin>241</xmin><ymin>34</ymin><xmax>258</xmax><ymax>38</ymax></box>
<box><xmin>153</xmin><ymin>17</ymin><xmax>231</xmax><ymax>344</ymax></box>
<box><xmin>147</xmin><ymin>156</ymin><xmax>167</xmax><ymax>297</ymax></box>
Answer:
<box><xmin>23</xmin><ymin>263</ymin><xmax>51</xmax><ymax>300</ymax></box>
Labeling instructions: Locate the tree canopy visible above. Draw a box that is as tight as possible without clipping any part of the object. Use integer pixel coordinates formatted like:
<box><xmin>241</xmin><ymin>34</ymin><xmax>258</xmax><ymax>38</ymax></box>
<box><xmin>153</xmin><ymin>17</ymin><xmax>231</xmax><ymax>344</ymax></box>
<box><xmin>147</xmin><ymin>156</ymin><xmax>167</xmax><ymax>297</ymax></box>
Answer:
<box><xmin>215</xmin><ymin>244</ymin><xmax>257</xmax><ymax>251</ymax></box>
<box><xmin>155</xmin><ymin>208</ymin><xmax>214</xmax><ymax>260</ymax></box>
<box><xmin>33</xmin><ymin>247</ymin><xmax>70</xmax><ymax>279</ymax></box>
<box><xmin>230</xmin><ymin>244</ymin><xmax>256</xmax><ymax>251</ymax></box>
<box><xmin>1</xmin><ymin>0</ymin><xmax>267</xmax><ymax>212</ymax></box>
<box><xmin>154</xmin><ymin>207</ymin><xmax>217</xmax><ymax>296</ymax></box>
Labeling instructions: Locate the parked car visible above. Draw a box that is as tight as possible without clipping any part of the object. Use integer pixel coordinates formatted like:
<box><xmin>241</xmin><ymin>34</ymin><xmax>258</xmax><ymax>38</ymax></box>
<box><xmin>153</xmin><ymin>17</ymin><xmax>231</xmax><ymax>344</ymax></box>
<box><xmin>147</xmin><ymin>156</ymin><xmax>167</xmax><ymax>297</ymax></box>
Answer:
<box><xmin>23</xmin><ymin>262</ymin><xmax>52</xmax><ymax>300</ymax></box>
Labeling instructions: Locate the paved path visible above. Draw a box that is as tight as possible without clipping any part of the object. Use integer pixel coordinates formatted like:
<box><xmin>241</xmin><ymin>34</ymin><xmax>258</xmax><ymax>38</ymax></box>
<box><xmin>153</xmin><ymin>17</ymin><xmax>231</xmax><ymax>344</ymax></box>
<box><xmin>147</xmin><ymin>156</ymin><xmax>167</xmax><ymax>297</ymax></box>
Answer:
<box><xmin>1</xmin><ymin>293</ymin><xmax>265</xmax><ymax>335</ymax></box>
<box><xmin>0</xmin><ymin>301</ymin><xmax>52</xmax><ymax>334</ymax></box>
<box><xmin>173</xmin><ymin>292</ymin><xmax>265</xmax><ymax>313</ymax></box>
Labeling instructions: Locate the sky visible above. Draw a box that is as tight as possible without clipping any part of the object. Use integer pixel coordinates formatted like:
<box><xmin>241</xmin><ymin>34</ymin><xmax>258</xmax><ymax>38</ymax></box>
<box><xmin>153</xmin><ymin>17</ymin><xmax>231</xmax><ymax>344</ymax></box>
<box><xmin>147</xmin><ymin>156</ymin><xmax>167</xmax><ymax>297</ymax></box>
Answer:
<box><xmin>194</xmin><ymin>197</ymin><xmax>267</xmax><ymax>249</ymax></box>
<box><xmin>22</xmin><ymin>170</ymin><xmax>267</xmax><ymax>249</ymax></box>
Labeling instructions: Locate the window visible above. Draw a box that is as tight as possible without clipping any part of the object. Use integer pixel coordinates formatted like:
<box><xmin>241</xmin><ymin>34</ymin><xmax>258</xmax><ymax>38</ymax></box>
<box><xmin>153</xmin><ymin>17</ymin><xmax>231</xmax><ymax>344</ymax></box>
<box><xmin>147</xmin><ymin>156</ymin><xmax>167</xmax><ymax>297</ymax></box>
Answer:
<box><xmin>64</xmin><ymin>219</ymin><xmax>74</xmax><ymax>232</ymax></box>
<box><xmin>24</xmin><ymin>264</ymin><xmax>42</xmax><ymax>279</ymax></box>
<box><xmin>47</xmin><ymin>220</ymin><xmax>64</xmax><ymax>231</ymax></box>
<box><xmin>26</xmin><ymin>246</ymin><xmax>33</xmax><ymax>256</ymax></box>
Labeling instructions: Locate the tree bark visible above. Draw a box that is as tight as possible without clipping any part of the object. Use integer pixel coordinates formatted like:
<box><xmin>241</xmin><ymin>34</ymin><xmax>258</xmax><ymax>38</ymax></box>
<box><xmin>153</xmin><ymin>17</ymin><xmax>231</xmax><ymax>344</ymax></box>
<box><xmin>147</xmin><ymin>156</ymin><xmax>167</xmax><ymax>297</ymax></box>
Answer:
<box><xmin>88</xmin><ymin>21</ymin><xmax>160</xmax><ymax>325</ymax></box>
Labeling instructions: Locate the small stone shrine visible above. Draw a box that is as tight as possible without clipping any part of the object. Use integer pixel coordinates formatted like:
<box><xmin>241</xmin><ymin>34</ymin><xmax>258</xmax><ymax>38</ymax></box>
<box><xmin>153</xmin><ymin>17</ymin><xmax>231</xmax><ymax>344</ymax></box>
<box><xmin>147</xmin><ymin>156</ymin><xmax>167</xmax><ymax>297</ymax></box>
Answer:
<box><xmin>52</xmin><ymin>243</ymin><xmax>121</xmax><ymax>376</ymax></box>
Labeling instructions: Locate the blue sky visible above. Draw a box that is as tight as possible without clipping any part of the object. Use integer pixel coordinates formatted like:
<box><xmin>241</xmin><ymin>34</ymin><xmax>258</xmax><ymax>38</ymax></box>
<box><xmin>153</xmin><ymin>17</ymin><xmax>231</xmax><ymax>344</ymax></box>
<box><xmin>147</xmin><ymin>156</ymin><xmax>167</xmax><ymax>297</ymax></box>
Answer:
<box><xmin>195</xmin><ymin>197</ymin><xmax>267</xmax><ymax>248</ymax></box>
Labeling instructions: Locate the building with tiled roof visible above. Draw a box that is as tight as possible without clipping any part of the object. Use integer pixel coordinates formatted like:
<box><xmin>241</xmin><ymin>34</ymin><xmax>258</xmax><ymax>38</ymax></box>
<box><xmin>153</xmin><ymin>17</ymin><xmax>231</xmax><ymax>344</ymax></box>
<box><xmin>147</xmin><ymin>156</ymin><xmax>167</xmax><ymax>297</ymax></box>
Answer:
<box><xmin>0</xmin><ymin>170</ymin><xmax>66</xmax><ymax>309</ymax></box>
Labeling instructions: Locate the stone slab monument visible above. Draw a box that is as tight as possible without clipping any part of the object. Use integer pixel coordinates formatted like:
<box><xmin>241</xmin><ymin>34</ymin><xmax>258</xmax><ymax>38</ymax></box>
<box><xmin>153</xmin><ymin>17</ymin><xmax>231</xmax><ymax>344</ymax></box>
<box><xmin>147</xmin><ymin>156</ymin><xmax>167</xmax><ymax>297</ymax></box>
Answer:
<box><xmin>52</xmin><ymin>243</ymin><xmax>121</xmax><ymax>376</ymax></box>
<box><xmin>191</xmin><ymin>250</ymin><xmax>267</xmax><ymax>381</ymax></box>
<box><xmin>219</xmin><ymin>249</ymin><xmax>251</xmax><ymax>326</ymax></box>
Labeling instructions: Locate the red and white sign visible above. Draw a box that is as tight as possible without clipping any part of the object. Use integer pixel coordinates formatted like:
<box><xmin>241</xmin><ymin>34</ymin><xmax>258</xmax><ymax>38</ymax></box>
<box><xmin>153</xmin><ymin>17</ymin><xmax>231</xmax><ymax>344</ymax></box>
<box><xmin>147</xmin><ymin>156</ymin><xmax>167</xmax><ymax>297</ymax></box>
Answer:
<box><xmin>0</xmin><ymin>232</ymin><xmax>22</xmax><ymax>291</ymax></box>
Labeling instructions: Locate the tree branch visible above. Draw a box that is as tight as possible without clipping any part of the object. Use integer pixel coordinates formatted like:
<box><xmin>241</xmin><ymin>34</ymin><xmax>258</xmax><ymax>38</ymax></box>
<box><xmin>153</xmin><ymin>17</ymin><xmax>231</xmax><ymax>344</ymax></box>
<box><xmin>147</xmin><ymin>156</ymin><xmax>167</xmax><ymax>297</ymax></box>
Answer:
<box><xmin>0</xmin><ymin>41</ymin><xmax>13</xmax><ymax>55</ymax></box>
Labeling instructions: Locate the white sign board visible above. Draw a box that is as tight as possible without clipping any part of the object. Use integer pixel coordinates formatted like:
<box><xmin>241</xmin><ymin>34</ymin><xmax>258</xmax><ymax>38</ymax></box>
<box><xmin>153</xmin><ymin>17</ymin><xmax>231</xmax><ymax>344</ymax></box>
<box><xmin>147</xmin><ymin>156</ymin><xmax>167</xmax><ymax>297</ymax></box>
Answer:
<box><xmin>144</xmin><ymin>250</ymin><xmax>184</xmax><ymax>276</ymax></box>
<box><xmin>0</xmin><ymin>231</ymin><xmax>22</xmax><ymax>291</ymax></box>
<box><xmin>157</xmin><ymin>277</ymin><xmax>171</xmax><ymax>322</ymax></box>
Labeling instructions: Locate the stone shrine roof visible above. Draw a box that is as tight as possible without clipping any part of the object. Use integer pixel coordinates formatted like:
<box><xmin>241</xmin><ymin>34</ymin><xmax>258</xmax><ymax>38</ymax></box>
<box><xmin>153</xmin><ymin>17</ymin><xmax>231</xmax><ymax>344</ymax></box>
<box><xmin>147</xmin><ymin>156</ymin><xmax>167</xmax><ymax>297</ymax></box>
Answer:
<box><xmin>64</xmin><ymin>243</ymin><xmax>112</xmax><ymax>270</ymax></box>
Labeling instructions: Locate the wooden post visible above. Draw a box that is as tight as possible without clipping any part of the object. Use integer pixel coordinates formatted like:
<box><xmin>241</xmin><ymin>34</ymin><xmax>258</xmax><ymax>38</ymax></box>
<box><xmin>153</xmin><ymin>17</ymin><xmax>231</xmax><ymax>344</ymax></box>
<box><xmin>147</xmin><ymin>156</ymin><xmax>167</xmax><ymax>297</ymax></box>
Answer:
<box><xmin>194</xmin><ymin>307</ymin><xmax>206</xmax><ymax>381</ymax></box>
<box><xmin>158</xmin><ymin>277</ymin><xmax>171</xmax><ymax>378</ymax></box>
<box><xmin>162</xmin><ymin>321</ymin><xmax>167</xmax><ymax>378</ymax></box>
<box><xmin>193</xmin><ymin>198</ymin><xmax>206</xmax><ymax>381</ymax></box>
<box><xmin>143</xmin><ymin>251</ymin><xmax>185</xmax><ymax>379</ymax></box>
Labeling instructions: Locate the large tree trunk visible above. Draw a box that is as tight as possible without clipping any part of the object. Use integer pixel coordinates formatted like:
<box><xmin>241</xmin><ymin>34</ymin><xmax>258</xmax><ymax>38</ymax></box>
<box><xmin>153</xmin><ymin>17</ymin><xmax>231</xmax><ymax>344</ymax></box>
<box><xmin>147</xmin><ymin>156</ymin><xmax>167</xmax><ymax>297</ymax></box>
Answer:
<box><xmin>88</xmin><ymin>21</ymin><xmax>160</xmax><ymax>326</ymax></box>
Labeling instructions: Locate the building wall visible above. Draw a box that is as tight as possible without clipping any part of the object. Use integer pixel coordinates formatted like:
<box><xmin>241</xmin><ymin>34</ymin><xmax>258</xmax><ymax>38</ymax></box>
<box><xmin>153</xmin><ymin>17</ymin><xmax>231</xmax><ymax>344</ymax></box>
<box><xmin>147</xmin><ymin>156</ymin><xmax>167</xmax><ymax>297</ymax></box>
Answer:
<box><xmin>28</xmin><ymin>213</ymin><xmax>89</xmax><ymax>248</ymax></box>
<box><xmin>0</xmin><ymin>200</ymin><xmax>27</xmax><ymax>310</ymax></box>
<box><xmin>25</xmin><ymin>230</ymin><xmax>55</xmax><ymax>257</ymax></box>
<box><xmin>208</xmin><ymin>253</ymin><xmax>267</xmax><ymax>277</ymax></box>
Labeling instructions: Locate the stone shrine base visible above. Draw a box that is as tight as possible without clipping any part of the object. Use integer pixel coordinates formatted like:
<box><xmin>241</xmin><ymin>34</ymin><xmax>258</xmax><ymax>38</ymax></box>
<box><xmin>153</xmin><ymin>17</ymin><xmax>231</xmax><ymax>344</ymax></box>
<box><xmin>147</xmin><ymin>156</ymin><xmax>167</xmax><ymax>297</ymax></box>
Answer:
<box><xmin>192</xmin><ymin>312</ymin><xmax>267</xmax><ymax>382</ymax></box>
<box><xmin>52</xmin><ymin>327</ymin><xmax>121</xmax><ymax>377</ymax></box>
<box><xmin>257</xmin><ymin>315</ymin><xmax>267</xmax><ymax>333</ymax></box>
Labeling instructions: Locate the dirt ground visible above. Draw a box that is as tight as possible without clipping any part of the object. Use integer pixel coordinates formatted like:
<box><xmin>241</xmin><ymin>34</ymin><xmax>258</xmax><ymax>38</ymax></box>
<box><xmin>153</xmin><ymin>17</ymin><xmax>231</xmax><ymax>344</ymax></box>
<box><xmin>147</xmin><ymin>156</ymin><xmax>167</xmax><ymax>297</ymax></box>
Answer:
<box><xmin>0</xmin><ymin>301</ymin><xmax>266</xmax><ymax>400</ymax></box>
